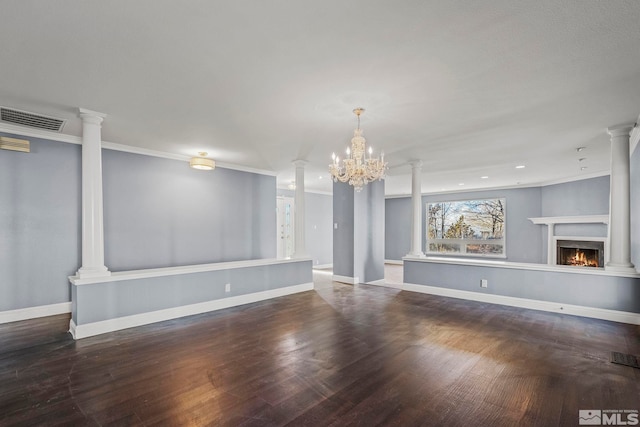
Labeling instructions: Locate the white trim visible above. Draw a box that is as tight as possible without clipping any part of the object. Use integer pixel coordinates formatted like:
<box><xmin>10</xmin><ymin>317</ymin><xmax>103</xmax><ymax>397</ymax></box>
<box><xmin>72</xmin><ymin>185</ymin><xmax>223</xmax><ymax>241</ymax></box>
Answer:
<box><xmin>551</xmin><ymin>236</ymin><xmax>609</xmax><ymax>268</ymax></box>
<box><xmin>0</xmin><ymin>123</ymin><xmax>81</xmax><ymax>144</ymax></box>
<box><xmin>384</xmin><ymin>172</ymin><xmax>611</xmax><ymax>199</ymax></box>
<box><xmin>103</xmin><ymin>143</ymin><xmax>277</xmax><ymax>176</ymax></box>
<box><xmin>537</xmin><ymin>171</ymin><xmax>610</xmax><ymax>188</ymax></box>
<box><xmin>384</xmin><ymin>259</ymin><xmax>403</xmax><ymax>265</ymax></box>
<box><xmin>276</xmin><ymin>187</ymin><xmax>333</xmax><ymax>196</ymax></box>
<box><xmin>0</xmin><ymin>125</ymin><xmax>276</xmax><ymax>177</ymax></box>
<box><xmin>313</xmin><ymin>263</ymin><xmax>333</xmax><ymax>269</ymax></box>
<box><xmin>364</xmin><ymin>280</ymin><xmax>404</xmax><ymax>290</ymax></box>
<box><xmin>332</xmin><ymin>274</ymin><xmax>360</xmax><ymax>285</ymax></box>
<box><xmin>0</xmin><ymin>302</ymin><xmax>71</xmax><ymax>324</ymax></box>
<box><xmin>630</xmin><ymin>116</ymin><xmax>639</xmax><ymax>154</ymax></box>
<box><xmin>401</xmin><ymin>282</ymin><xmax>640</xmax><ymax>325</ymax></box>
<box><xmin>70</xmin><ymin>282</ymin><xmax>314</xmax><ymax>339</ymax></box>
<box><xmin>402</xmin><ymin>256</ymin><xmax>640</xmax><ymax>278</ymax></box>
<box><xmin>528</xmin><ymin>215</ymin><xmax>609</xmax><ymax>225</ymax></box>
<box><xmin>70</xmin><ymin>258</ymin><xmax>313</xmax><ymax>285</ymax></box>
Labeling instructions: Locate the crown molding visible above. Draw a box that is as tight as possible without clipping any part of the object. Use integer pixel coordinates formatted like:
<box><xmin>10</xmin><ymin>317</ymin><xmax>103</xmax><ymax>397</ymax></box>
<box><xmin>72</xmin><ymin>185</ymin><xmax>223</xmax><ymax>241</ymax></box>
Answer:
<box><xmin>630</xmin><ymin>115</ymin><xmax>639</xmax><ymax>155</ymax></box>
<box><xmin>0</xmin><ymin>122</ymin><xmax>81</xmax><ymax>144</ymax></box>
<box><xmin>0</xmin><ymin>124</ymin><xmax>276</xmax><ymax>177</ymax></box>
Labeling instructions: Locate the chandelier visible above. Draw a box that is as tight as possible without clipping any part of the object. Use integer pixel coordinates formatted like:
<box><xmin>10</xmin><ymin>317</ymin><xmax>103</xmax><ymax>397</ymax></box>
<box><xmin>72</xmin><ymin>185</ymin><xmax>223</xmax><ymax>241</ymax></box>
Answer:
<box><xmin>329</xmin><ymin>108</ymin><xmax>387</xmax><ymax>191</ymax></box>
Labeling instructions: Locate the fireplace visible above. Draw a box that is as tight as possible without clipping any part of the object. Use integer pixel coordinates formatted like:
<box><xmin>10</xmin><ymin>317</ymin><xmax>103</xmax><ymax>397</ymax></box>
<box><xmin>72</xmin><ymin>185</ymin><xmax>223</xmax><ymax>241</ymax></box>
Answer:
<box><xmin>556</xmin><ymin>240</ymin><xmax>604</xmax><ymax>268</ymax></box>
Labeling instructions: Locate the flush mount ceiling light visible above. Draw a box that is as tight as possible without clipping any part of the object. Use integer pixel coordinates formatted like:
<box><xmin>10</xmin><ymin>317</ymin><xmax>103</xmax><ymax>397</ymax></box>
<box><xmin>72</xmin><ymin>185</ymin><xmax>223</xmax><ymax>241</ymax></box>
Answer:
<box><xmin>189</xmin><ymin>152</ymin><xmax>215</xmax><ymax>171</ymax></box>
<box><xmin>329</xmin><ymin>108</ymin><xmax>388</xmax><ymax>191</ymax></box>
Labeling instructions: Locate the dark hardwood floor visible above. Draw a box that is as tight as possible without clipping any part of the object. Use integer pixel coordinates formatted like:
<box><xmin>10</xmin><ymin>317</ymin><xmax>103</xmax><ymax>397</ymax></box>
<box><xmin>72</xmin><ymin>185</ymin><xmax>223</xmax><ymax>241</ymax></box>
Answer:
<box><xmin>1</xmin><ymin>268</ymin><xmax>639</xmax><ymax>426</ymax></box>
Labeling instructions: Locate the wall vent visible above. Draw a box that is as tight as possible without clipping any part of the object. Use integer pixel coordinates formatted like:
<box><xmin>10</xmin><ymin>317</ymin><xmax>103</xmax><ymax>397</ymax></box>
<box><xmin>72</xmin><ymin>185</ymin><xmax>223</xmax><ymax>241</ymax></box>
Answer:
<box><xmin>0</xmin><ymin>107</ymin><xmax>66</xmax><ymax>132</ymax></box>
<box><xmin>0</xmin><ymin>136</ymin><xmax>30</xmax><ymax>153</ymax></box>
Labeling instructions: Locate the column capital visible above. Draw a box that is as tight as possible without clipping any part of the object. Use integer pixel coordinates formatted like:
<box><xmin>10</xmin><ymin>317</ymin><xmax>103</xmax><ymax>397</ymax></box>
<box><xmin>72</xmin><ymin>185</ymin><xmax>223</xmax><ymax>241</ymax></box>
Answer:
<box><xmin>408</xmin><ymin>159</ymin><xmax>423</xmax><ymax>169</ymax></box>
<box><xmin>78</xmin><ymin>108</ymin><xmax>107</xmax><ymax>125</ymax></box>
<box><xmin>292</xmin><ymin>159</ymin><xmax>308</xmax><ymax>168</ymax></box>
<box><xmin>607</xmin><ymin>124</ymin><xmax>634</xmax><ymax>138</ymax></box>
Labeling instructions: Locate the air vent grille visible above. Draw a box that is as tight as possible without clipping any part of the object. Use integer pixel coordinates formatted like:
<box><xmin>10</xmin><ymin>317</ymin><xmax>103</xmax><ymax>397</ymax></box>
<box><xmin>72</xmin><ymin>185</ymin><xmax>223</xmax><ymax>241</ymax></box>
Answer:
<box><xmin>0</xmin><ymin>107</ymin><xmax>66</xmax><ymax>132</ymax></box>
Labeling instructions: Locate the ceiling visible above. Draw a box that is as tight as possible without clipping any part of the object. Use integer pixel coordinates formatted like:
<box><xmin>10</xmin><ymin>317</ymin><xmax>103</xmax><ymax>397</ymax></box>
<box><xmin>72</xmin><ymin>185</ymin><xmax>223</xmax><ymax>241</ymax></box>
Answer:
<box><xmin>1</xmin><ymin>1</ymin><xmax>639</xmax><ymax>196</ymax></box>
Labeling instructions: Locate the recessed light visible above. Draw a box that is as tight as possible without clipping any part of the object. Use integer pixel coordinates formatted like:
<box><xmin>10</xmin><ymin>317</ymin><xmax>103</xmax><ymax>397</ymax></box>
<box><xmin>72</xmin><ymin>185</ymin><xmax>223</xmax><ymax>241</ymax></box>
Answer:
<box><xmin>318</xmin><ymin>176</ymin><xmax>323</xmax><ymax>180</ymax></box>
<box><xmin>576</xmin><ymin>147</ymin><xmax>586</xmax><ymax>152</ymax></box>
<box><xmin>481</xmin><ymin>176</ymin><xmax>489</xmax><ymax>179</ymax></box>
<box><xmin>515</xmin><ymin>165</ymin><xmax>525</xmax><ymax>169</ymax></box>
<box><xmin>578</xmin><ymin>158</ymin><xmax>586</xmax><ymax>162</ymax></box>
<box><xmin>458</xmin><ymin>183</ymin><xmax>465</xmax><ymax>186</ymax></box>
<box><xmin>581</xmin><ymin>166</ymin><xmax>588</xmax><ymax>171</ymax></box>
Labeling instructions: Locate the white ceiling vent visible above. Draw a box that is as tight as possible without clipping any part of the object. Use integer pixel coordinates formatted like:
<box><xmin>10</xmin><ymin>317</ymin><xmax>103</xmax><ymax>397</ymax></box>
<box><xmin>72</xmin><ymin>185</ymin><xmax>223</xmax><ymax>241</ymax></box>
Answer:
<box><xmin>0</xmin><ymin>107</ymin><xmax>66</xmax><ymax>132</ymax></box>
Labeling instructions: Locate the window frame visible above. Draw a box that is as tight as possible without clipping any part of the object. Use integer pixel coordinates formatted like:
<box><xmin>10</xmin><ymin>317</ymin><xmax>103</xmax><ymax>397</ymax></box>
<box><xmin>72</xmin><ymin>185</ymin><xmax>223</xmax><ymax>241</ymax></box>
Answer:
<box><xmin>425</xmin><ymin>198</ymin><xmax>507</xmax><ymax>258</ymax></box>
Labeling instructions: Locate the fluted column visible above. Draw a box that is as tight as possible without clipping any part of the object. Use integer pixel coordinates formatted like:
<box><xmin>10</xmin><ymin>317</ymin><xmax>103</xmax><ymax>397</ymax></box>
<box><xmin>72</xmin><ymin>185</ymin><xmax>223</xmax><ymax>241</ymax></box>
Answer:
<box><xmin>76</xmin><ymin>108</ymin><xmax>110</xmax><ymax>278</ymax></box>
<box><xmin>606</xmin><ymin>124</ymin><xmax>636</xmax><ymax>273</ymax></box>
<box><xmin>292</xmin><ymin>159</ymin><xmax>308</xmax><ymax>258</ymax></box>
<box><xmin>407</xmin><ymin>160</ymin><xmax>425</xmax><ymax>258</ymax></box>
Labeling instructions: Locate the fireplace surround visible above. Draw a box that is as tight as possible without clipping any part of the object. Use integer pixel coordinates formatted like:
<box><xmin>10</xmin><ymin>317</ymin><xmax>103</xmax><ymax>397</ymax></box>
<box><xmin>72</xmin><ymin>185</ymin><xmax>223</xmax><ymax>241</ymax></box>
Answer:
<box><xmin>528</xmin><ymin>215</ymin><xmax>609</xmax><ymax>268</ymax></box>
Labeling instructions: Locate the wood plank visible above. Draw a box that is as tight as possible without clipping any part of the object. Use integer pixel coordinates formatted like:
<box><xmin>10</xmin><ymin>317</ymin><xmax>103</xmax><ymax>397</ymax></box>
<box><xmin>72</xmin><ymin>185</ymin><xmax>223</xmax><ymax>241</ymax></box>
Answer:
<box><xmin>1</xmin><ymin>267</ymin><xmax>639</xmax><ymax>426</ymax></box>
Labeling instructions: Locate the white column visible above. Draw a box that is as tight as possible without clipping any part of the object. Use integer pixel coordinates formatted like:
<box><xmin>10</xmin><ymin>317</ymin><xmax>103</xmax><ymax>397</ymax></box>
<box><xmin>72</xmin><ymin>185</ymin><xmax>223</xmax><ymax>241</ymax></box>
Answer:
<box><xmin>605</xmin><ymin>124</ymin><xmax>636</xmax><ymax>273</ymax></box>
<box><xmin>76</xmin><ymin>108</ymin><xmax>110</xmax><ymax>278</ymax></box>
<box><xmin>292</xmin><ymin>159</ymin><xmax>308</xmax><ymax>258</ymax></box>
<box><xmin>407</xmin><ymin>160</ymin><xmax>425</xmax><ymax>257</ymax></box>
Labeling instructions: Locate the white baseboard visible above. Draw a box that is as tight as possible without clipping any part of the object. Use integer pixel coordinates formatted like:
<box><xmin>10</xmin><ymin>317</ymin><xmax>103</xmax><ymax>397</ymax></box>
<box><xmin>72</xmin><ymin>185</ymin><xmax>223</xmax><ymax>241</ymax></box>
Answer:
<box><xmin>364</xmin><ymin>280</ymin><xmax>404</xmax><ymax>290</ymax></box>
<box><xmin>313</xmin><ymin>264</ymin><xmax>333</xmax><ymax>269</ymax></box>
<box><xmin>332</xmin><ymin>274</ymin><xmax>360</xmax><ymax>285</ymax></box>
<box><xmin>402</xmin><ymin>282</ymin><xmax>640</xmax><ymax>325</ymax></box>
<box><xmin>0</xmin><ymin>302</ymin><xmax>71</xmax><ymax>324</ymax></box>
<box><xmin>70</xmin><ymin>282</ymin><xmax>314</xmax><ymax>339</ymax></box>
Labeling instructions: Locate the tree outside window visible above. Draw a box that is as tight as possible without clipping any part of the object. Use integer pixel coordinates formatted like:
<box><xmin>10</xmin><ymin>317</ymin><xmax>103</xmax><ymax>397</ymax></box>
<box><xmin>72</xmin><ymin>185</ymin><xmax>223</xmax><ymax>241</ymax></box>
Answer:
<box><xmin>426</xmin><ymin>198</ymin><xmax>505</xmax><ymax>256</ymax></box>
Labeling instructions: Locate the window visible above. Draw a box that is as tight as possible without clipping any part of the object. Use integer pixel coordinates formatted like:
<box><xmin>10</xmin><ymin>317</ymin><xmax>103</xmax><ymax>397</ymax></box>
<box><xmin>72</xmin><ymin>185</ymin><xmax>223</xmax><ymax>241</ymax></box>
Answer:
<box><xmin>427</xmin><ymin>198</ymin><xmax>505</xmax><ymax>257</ymax></box>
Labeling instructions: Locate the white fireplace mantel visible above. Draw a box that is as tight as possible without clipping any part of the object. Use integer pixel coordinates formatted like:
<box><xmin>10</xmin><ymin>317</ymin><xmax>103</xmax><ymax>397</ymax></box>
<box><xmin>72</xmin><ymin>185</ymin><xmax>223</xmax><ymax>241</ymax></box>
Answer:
<box><xmin>528</xmin><ymin>215</ymin><xmax>609</xmax><ymax>225</ymax></box>
<box><xmin>528</xmin><ymin>215</ymin><xmax>609</xmax><ymax>265</ymax></box>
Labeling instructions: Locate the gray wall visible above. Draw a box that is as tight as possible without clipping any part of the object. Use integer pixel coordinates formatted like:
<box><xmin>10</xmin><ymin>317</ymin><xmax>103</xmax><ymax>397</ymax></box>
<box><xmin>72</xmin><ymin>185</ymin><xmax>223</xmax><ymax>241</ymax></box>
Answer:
<box><xmin>279</xmin><ymin>189</ymin><xmax>333</xmax><ymax>267</ymax></box>
<box><xmin>385</xmin><ymin>198</ymin><xmax>412</xmax><ymax>260</ymax></box>
<box><xmin>333</xmin><ymin>181</ymin><xmax>385</xmax><ymax>283</ymax></box>
<box><xmin>74</xmin><ymin>260</ymin><xmax>312</xmax><ymax>325</ymax></box>
<box><xmin>404</xmin><ymin>260</ymin><xmax>640</xmax><ymax>313</ymax></box>
<box><xmin>539</xmin><ymin>175</ymin><xmax>610</xmax><ymax>261</ymax></box>
<box><xmin>0</xmin><ymin>133</ymin><xmax>81</xmax><ymax>311</ymax></box>
<box><xmin>103</xmin><ymin>150</ymin><xmax>276</xmax><ymax>270</ymax></box>
<box><xmin>354</xmin><ymin>180</ymin><xmax>385</xmax><ymax>283</ymax></box>
<box><xmin>632</xmin><ymin>145</ymin><xmax>640</xmax><ymax>268</ymax></box>
<box><xmin>540</xmin><ymin>175</ymin><xmax>609</xmax><ymax>217</ymax></box>
<box><xmin>385</xmin><ymin>187</ymin><xmax>543</xmax><ymax>263</ymax></box>
<box><xmin>333</xmin><ymin>182</ymin><xmax>355</xmax><ymax>278</ymax></box>
<box><xmin>1</xmin><ymin>134</ymin><xmax>278</xmax><ymax>312</ymax></box>
<box><xmin>386</xmin><ymin>177</ymin><xmax>614</xmax><ymax>264</ymax></box>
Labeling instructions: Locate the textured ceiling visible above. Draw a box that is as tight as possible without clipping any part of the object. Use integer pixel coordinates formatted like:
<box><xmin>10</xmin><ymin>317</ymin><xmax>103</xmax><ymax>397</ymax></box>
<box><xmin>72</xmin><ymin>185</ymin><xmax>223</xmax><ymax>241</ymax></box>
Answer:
<box><xmin>1</xmin><ymin>1</ymin><xmax>639</xmax><ymax>195</ymax></box>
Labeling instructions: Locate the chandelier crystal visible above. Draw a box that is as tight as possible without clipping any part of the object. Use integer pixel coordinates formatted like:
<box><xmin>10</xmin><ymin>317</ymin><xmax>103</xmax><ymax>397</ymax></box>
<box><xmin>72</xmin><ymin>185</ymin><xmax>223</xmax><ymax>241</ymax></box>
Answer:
<box><xmin>329</xmin><ymin>108</ymin><xmax>387</xmax><ymax>191</ymax></box>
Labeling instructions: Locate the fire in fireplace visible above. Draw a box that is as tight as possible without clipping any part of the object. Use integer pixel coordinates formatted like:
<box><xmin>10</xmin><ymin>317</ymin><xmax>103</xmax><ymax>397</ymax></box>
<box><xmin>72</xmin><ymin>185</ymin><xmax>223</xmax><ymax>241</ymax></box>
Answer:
<box><xmin>556</xmin><ymin>240</ymin><xmax>604</xmax><ymax>268</ymax></box>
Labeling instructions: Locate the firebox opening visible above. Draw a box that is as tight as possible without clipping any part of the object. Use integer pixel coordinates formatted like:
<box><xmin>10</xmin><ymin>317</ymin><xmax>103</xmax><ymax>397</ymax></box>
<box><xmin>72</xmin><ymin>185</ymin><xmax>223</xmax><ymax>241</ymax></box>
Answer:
<box><xmin>556</xmin><ymin>240</ymin><xmax>604</xmax><ymax>268</ymax></box>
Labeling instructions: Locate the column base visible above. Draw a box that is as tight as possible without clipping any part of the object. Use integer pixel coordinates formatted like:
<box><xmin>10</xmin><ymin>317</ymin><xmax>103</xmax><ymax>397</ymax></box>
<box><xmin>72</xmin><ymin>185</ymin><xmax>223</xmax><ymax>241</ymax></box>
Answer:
<box><xmin>605</xmin><ymin>262</ymin><xmax>637</xmax><ymax>274</ymax></box>
<box><xmin>76</xmin><ymin>266</ymin><xmax>111</xmax><ymax>279</ymax></box>
<box><xmin>406</xmin><ymin>252</ymin><xmax>426</xmax><ymax>259</ymax></box>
